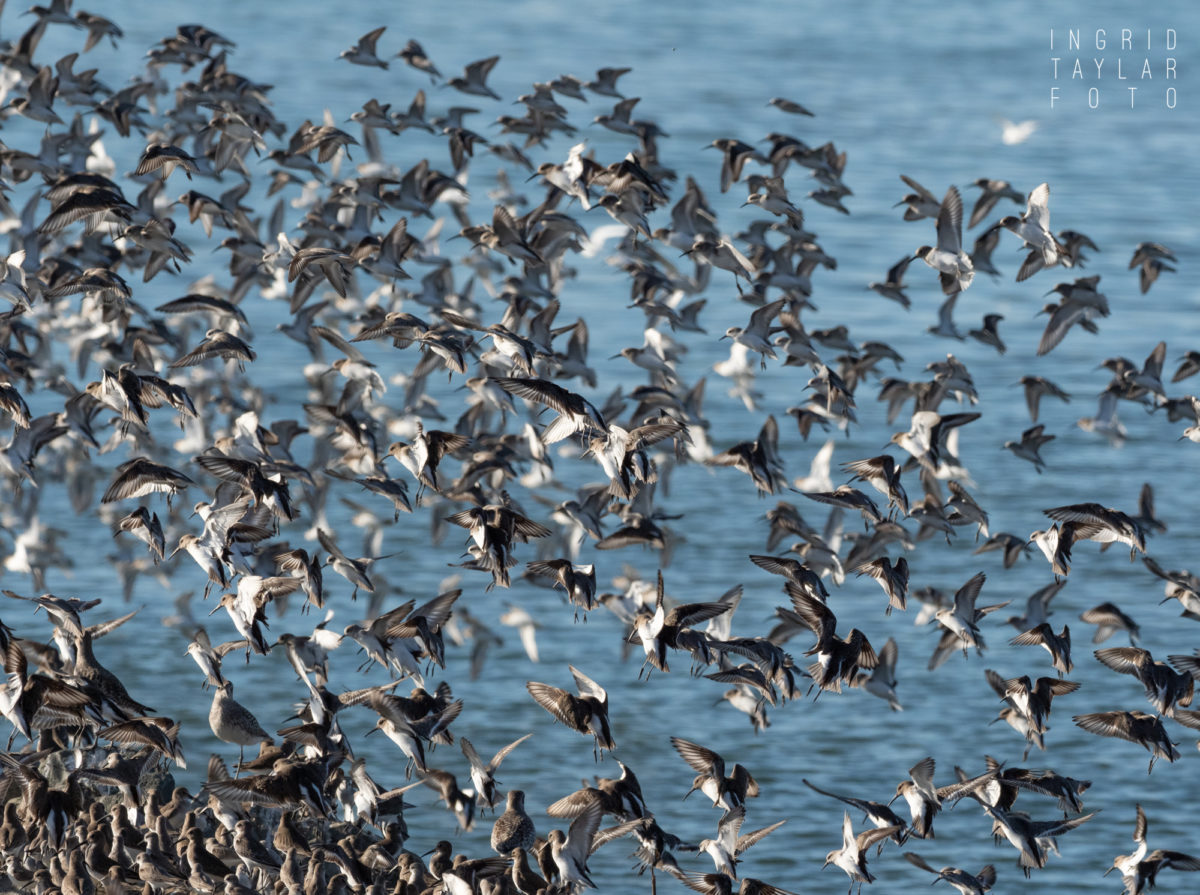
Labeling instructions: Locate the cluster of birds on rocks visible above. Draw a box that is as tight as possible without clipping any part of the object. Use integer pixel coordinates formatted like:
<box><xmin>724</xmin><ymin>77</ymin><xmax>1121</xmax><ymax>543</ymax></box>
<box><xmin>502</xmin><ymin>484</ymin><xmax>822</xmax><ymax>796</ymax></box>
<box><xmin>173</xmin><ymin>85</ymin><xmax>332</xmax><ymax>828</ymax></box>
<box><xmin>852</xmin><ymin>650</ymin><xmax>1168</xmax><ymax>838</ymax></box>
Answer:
<box><xmin>0</xmin><ymin>4</ymin><xmax>1198</xmax><ymax>895</ymax></box>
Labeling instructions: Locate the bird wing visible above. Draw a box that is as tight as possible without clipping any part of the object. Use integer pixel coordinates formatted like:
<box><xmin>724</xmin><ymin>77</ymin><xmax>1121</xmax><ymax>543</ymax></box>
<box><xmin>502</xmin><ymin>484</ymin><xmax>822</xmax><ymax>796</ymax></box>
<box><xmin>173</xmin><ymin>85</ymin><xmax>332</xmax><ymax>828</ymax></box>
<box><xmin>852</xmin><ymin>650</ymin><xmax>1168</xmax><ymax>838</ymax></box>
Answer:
<box><xmin>936</xmin><ymin>186</ymin><xmax>964</xmax><ymax>254</ymax></box>
<box><xmin>526</xmin><ymin>681</ymin><xmax>578</xmax><ymax>728</ymax></box>
<box><xmin>569</xmin><ymin>665</ymin><xmax>608</xmax><ymax>702</ymax></box>
<box><xmin>670</xmin><ymin>736</ymin><xmax>725</xmax><ymax>776</ymax></box>
<box><xmin>1093</xmin><ymin>647</ymin><xmax>1150</xmax><ymax>677</ymax></box>
<box><xmin>952</xmin><ymin>572</ymin><xmax>987</xmax><ymax>616</ymax></box>
<box><xmin>1025</xmin><ymin>182</ymin><xmax>1051</xmax><ymax>232</ymax></box>
<box><xmin>564</xmin><ymin>799</ymin><xmax>604</xmax><ymax>864</ymax></box>
<box><xmin>486</xmin><ymin>732</ymin><xmax>534</xmax><ymax>771</ymax></box>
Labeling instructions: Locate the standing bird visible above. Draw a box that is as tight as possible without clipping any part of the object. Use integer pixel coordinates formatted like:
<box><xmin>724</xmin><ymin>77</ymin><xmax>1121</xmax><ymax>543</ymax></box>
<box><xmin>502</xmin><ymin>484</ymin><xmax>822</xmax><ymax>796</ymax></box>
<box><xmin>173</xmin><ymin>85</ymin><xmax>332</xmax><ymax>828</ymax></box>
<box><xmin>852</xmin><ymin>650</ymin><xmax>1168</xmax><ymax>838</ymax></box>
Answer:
<box><xmin>491</xmin><ymin>789</ymin><xmax>536</xmax><ymax>854</ymax></box>
<box><xmin>209</xmin><ymin>681</ymin><xmax>272</xmax><ymax>774</ymax></box>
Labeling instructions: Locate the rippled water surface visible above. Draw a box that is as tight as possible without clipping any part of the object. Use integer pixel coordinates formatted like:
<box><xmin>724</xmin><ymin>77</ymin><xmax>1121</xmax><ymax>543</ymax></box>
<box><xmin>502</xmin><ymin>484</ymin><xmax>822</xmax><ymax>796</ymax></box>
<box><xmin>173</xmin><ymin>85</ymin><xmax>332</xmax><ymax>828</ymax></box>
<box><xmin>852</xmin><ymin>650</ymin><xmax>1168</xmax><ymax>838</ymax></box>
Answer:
<box><xmin>2</xmin><ymin>0</ymin><xmax>1199</xmax><ymax>891</ymax></box>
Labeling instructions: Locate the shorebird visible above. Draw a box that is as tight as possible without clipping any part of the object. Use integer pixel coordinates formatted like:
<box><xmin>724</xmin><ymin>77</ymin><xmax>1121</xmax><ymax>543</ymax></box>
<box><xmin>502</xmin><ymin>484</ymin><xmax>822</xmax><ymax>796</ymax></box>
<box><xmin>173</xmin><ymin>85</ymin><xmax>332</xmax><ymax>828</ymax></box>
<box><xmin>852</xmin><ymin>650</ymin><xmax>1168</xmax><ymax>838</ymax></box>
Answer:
<box><xmin>1017</xmin><ymin>376</ymin><xmax>1071</xmax><ymax>422</ymax></box>
<box><xmin>749</xmin><ymin>553</ymin><xmax>829</xmax><ymax>600</ymax></box>
<box><xmin>708</xmin><ymin>415</ymin><xmax>786</xmax><ymax>495</ymax></box>
<box><xmin>841</xmin><ymin>455</ymin><xmax>908</xmax><ymax>517</ymax></box>
<box><xmin>889</xmin><ymin>758</ymin><xmax>941</xmax><ymax>840</ymax></box>
<box><xmin>461</xmin><ymin>733</ymin><xmax>533</xmax><ymax>810</ymax></box>
<box><xmin>868</xmin><ymin>255</ymin><xmax>914</xmax><ymax>308</ymax></box>
<box><xmin>494</xmin><ymin>376</ymin><xmax>606</xmax><ymax>443</ymax></box>
<box><xmin>526</xmin><ymin>665</ymin><xmax>616</xmax><ymax>758</ymax></box>
<box><xmin>1009</xmin><ymin>623</ymin><xmax>1073</xmax><ymax>675</ymax></box>
<box><xmin>967</xmin><ymin>178</ymin><xmax>1024</xmax><ymax>227</ymax></box>
<box><xmin>491</xmin><ymin>789</ymin><xmax>536</xmax><ymax>854</ymax></box>
<box><xmin>547</xmin><ymin>800</ymin><xmax>604</xmax><ymax>892</ymax></box>
<box><xmin>670</xmin><ymin>737</ymin><xmax>759</xmax><ymax>811</ymax></box>
<box><xmin>1003</xmin><ymin>425</ymin><xmax>1054</xmax><ymax>472</ymax></box>
<box><xmin>1042</xmin><ymin>503</ymin><xmax>1146</xmax><ymax>559</ymax></box>
<box><xmin>994</xmin><ymin>182</ymin><xmax>1069</xmax><ymax>280</ymax></box>
<box><xmin>1130</xmin><ymin>242</ymin><xmax>1177</xmax><ymax>294</ymax></box>
<box><xmin>997</xmin><ymin>117</ymin><xmax>1037</xmax><ymax>144</ymax></box>
<box><xmin>721</xmin><ymin>299</ymin><xmax>785</xmax><ymax>369</ymax></box>
<box><xmin>967</xmin><ymin>313</ymin><xmax>1006</xmax><ymax>354</ymax></box>
<box><xmin>209</xmin><ymin>681</ymin><xmax>272</xmax><ymax>774</ymax></box>
<box><xmin>1073</xmin><ymin>711</ymin><xmax>1180</xmax><ymax>772</ymax></box>
<box><xmin>855</xmin><ymin>556</ymin><xmax>909</xmax><ymax>615</ymax></box>
<box><xmin>447</xmin><ymin>55</ymin><xmax>502</xmax><ymax>99</ymax></box>
<box><xmin>802</xmin><ymin>779</ymin><xmax>908</xmax><ymax>846</ymax></box>
<box><xmin>397</xmin><ymin>39</ymin><xmax>440</xmax><ymax>79</ymax></box>
<box><xmin>585</xmin><ymin>66</ymin><xmax>632</xmax><ymax>97</ymax></box>
<box><xmin>339</xmin><ymin>26</ymin><xmax>389</xmax><ymax>68</ymax></box>
<box><xmin>695</xmin><ymin>804</ymin><xmax>785</xmax><ymax>879</ymax></box>
<box><xmin>986</xmin><ymin>670</ymin><xmax>1079</xmax><ymax>744</ymax></box>
<box><xmin>785</xmin><ymin>584</ymin><xmax>878</xmax><ymax>694</ymax></box>
<box><xmin>985</xmin><ymin>806</ymin><xmax>1094</xmax><ymax>876</ymax></box>
<box><xmin>895</xmin><ymin>174</ymin><xmax>941</xmax><ymax>221</ymax></box>
<box><xmin>768</xmin><ymin>96</ymin><xmax>814</xmax><ymax>116</ymax></box>
<box><xmin>904</xmin><ymin>853</ymin><xmax>996</xmax><ymax>895</ymax></box>
<box><xmin>1106</xmin><ymin>804</ymin><xmax>1200</xmax><ymax>894</ymax></box>
<box><xmin>1093</xmin><ymin>647</ymin><xmax>1194</xmax><ymax>716</ymax></box>
<box><xmin>913</xmin><ymin>185</ymin><xmax>974</xmax><ymax>295</ymax></box>
<box><xmin>1079</xmin><ymin>603</ymin><xmax>1140</xmax><ymax>644</ymax></box>
<box><xmin>547</xmin><ymin>758</ymin><xmax>648</xmax><ymax>824</ymax></box>
<box><xmin>930</xmin><ymin>571</ymin><xmax>1007</xmax><ymax>659</ymax></box>
<box><xmin>822</xmin><ymin>811</ymin><xmax>903</xmax><ymax>893</ymax></box>
<box><xmin>853</xmin><ymin>636</ymin><xmax>902</xmax><ymax>711</ymax></box>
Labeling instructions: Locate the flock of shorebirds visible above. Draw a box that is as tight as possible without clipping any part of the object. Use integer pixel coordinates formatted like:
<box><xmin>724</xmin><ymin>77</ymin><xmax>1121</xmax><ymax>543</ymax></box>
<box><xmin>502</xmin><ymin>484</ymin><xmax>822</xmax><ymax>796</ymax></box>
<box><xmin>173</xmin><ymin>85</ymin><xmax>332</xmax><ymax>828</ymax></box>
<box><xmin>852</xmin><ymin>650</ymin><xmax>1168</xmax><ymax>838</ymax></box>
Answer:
<box><xmin>0</xmin><ymin>3</ymin><xmax>1198</xmax><ymax>895</ymax></box>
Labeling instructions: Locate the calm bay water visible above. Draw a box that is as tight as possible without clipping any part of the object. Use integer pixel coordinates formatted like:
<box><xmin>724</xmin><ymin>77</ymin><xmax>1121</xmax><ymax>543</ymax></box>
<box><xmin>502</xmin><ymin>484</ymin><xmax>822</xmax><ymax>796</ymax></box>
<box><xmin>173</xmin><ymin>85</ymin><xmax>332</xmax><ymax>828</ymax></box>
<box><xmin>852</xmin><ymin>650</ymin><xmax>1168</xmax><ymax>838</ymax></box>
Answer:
<box><xmin>2</xmin><ymin>0</ymin><xmax>1199</xmax><ymax>890</ymax></box>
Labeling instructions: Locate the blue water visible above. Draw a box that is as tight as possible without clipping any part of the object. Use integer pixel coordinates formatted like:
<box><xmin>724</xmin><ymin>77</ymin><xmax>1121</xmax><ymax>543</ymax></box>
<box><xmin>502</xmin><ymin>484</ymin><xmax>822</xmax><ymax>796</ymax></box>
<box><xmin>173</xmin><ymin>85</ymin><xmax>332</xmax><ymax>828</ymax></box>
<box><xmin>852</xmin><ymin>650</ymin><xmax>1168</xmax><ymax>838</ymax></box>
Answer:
<box><xmin>2</xmin><ymin>0</ymin><xmax>1199</xmax><ymax>890</ymax></box>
